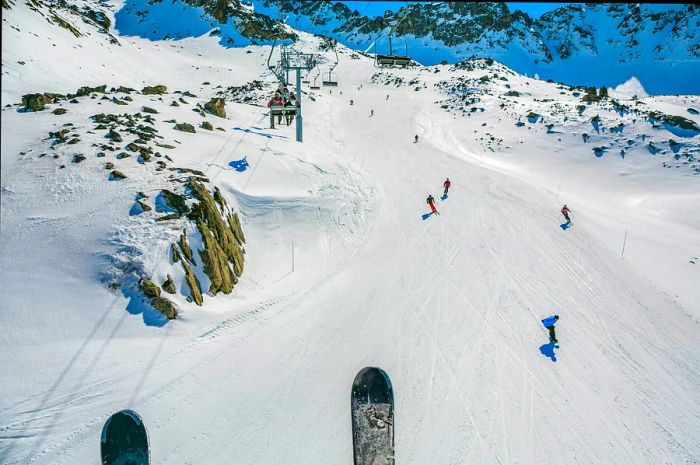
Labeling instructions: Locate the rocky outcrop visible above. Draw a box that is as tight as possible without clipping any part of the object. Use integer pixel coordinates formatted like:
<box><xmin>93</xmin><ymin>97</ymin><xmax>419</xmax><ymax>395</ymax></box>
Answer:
<box><xmin>175</xmin><ymin>123</ymin><xmax>196</xmax><ymax>133</ymax></box>
<box><xmin>21</xmin><ymin>93</ymin><xmax>54</xmax><ymax>111</ymax></box>
<box><xmin>203</xmin><ymin>97</ymin><xmax>226</xmax><ymax>118</ymax></box>
<box><xmin>162</xmin><ymin>274</ymin><xmax>176</xmax><ymax>294</ymax></box>
<box><xmin>142</xmin><ymin>85</ymin><xmax>167</xmax><ymax>95</ymax></box>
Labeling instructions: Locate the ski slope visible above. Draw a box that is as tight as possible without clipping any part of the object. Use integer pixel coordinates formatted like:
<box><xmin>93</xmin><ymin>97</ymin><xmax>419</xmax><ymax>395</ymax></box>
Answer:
<box><xmin>2</xmin><ymin>3</ymin><xmax>700</xmax><ymax>464</ymax></box>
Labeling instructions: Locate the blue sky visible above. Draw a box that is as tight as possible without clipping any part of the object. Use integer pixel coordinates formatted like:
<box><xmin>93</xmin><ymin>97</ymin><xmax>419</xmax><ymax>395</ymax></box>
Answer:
<box><xmin>337</xmin><ymin>2</ymin><xmax>570</xmax><ymax>19</ymax></box>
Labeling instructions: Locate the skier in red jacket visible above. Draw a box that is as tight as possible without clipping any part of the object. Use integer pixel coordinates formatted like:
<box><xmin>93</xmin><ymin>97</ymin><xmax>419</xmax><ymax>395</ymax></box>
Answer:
<box><xmin>267</xmin><ymin>94</ymin><xmax>284</xmax><ymax>128</ymax></box>
<box><xmin>443</xmin><ymin>178</ymin><xmax>451</xmax><ymax>197</ymax></box>
<box><xmin>561</xmin><ymin>205</ymin><xmax>572</xmax><ymax>225</ymax></box>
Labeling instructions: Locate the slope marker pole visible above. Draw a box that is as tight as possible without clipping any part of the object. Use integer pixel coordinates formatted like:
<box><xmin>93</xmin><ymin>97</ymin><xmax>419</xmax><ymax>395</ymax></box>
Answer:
<box><xmin>555</xmin><ymin>183</ymin><xmax>561</xmax><ymax>201</ymax></box>
<box><xmin>621</xmin><ymin>230</ymin><xmax>628</xmax><ymax>257</ymax></box>
<box><xmin>292</xmin><ymin>241</ymin><xmax>295</xmax><ymax>272</ymax></box>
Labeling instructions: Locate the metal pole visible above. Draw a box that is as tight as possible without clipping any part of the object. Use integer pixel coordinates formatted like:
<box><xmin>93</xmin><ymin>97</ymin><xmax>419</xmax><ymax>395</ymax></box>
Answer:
<box><xmin>389</xmin><ymin>34</ymin><xmax>393</xmax><ymax>56</ymax></box>
<box><xmin>296</xmin><ymin>68</ymin><xmax>303</xmax><ymax>142</ymax></box>
<box><xmin>292</xmin><ymin>241</ymin><xmax>295</xmax><ymax>272</ymax></box>
<box><xmin>621</xmin><ymin>230</ymin><xmax>628</xmax><ymax>257</ymax></box>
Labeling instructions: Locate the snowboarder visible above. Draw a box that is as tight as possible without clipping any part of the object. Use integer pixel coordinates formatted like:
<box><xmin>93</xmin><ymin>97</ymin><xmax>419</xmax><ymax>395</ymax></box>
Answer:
<box><xmin>542</xmin><ymin>315</ymin><xmax>559</xmax><ymax>343</ymax></box>
<box><xmin>427</xmin><ymin>194</ymin><xmax>439</xmax><ymax>215</ymax></box>
<box><xmin>414</xmin><ymin>135</ymin><xmax>419</xmax><ymax>143</ymax></box>
<box><xmin>561</xmin><ymin>205</ymin><xmax>572</xmax><ymax>225</ymax></box>
<box><xmin>443</xmin><ymin>178</ymin><xmax>451</xmax><ymax>197</ymax></box>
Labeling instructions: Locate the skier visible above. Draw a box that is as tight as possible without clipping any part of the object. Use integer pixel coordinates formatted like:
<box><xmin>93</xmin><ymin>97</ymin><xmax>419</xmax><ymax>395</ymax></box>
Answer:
<box><xmin>386</xmin><ymin>94</ymin><xmax>389</xmax><ymax>100</ymax></box>
<box><xmin>443</xmin><ymin>178</ymin><xmax>451</xmax><ymax>197</ymax></box>
<box><xmin>350</xmin><ymin>99</ymin><xmax>354</xmax><ymax>106</ymax></box>
<box><xmin>267</xmin><ymin>93</ymin><xmax>284</xmax><ymax>129</ymax></box>
<box><xmin>370</xmin><ymin>109</ymin><xmax>374</xmax><ymax>117</ymax></box>
<box><xmin>414</xmin><ymin>135</ymin><xmax>419</xmax><ymax>143</ymax></box>
<box><xmin>541</xmin><ymin>315</ymin><xmax>559</xmax><ymax>344</ymax></box>
<box><xmin>427</xmin><ymin>194</ymin><xmax>439</xmax><ymax>215</ymax></box>
<box><xmin>561</xmin><ymin>204</ymin><xmax>572</xmax><ymax>225</ymax></box>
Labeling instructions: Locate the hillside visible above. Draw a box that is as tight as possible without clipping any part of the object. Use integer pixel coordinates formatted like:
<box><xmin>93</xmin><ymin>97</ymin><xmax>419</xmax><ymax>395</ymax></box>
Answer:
<box><xmin>1</xmin><ymin>1</ymin><xmax>700</xmax><ymax>464</ymax></box>
<box><xmin>253</xmin><ymin>1</ymin><xmax>700</xmax><ymax>95</ymax></box>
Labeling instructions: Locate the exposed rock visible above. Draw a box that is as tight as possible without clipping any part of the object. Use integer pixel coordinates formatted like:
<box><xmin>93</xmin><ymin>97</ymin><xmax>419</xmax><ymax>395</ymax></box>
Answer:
<box><xmin>188</xmin><ymin>179</ymin><xmax>244</xmax><ymax>280</ymax></box>
<box><xmin>139</xmin><ymin>278</ymin><xmax>161</xmax><ymax>298</ymax></box>
<box><xmin>72</xmin><ymin>154</ymin><xmax>86</xmax><ymax>163</ymax></box>
<box><xmin>204</xmin><ymin>97</ymin><xmax>226</xmax><ymax>118</ymax></box>
<box><xmin>53</xmin><ymin>108</ymin><xmax>67</xmax><ymax>115</ymax></box>
<box><xmin>105</xmin><ymin>162</ymin><xmax>114</xmax><ymax>169</ymax></box>
<box><xmin>151</xmin><ymin>296</ymin><xmax>178</xmax><ymax>319</ymax></box>
<box><xmin>170</xmin><ymin>243</ymin><xmax>182</xmax><ymax>263</ymax></box>
<box><xmin>110</xmin><ymin>170</ymin><xmax>127</xmax><ymax>180</ymax></box>
<box><xmin>162</xmin><ymin>190</ymin><xmax>190</xmax><ymax>215</ymax></box>
<box><xmin>196</xmin><ymin>219</ymin><xmax>235</xmax><ymax>294</ymax></box>
<box><xmin>201</xmin><ymin>121</ymin><xmax>214</xmax><ymax>131</ymax></box>
<box><xmin>181</xmin><ymin>260</ymin><xmax>203</xmax><ymax>305</ymax></box>
<box><xmin>175</xmin><ymin>122</ymin><xmax>196</xmax><ymax>133</ymax></box>
<box><xmin>106</xmin><ymin>129</ymin><xmax>122</xmax><ymax>142</ymax></box>
<box><xmin>142</xmin><ymin>85</ymin><xmax>168</xmax><ymax>95</ymax></box>
<box><xmin>179</xmin><ymin>230</ymin><xmax>195</xmax><ymax>264</ymax></box>
<box><xmin>162</xmin><ymin>274</ymin><xmax>176</xmax><ymax>294</ymax></box>
<box><xmin>76</xmin><ymin>85</ymin><xmax>107</xmax><ymax>96</ymax></box>
<box><xmin>137</xmin><ymin>200</ymin><xmax>151</xmax><ymax>212</ymax></box>
<box><xmin>142</xmin><ymin>106</ymin><xmax>158</xmax><ymax>114</ymax></box>
<box><xmin>228</xmin><ymin>212</ymin><xmax>246</xmax><ymax>245</ymax></box>
<box><xmin>22</xmin><ymin>93</ymin><xmax>53</xmax><ymax>111</ymax></box>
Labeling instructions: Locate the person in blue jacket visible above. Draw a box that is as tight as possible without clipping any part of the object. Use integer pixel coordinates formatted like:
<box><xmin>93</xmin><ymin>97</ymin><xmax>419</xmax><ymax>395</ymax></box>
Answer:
<box><xmin>542</xmin><ymin>315</ymin><xmax>559</xmax><ymax>343</ymax></box>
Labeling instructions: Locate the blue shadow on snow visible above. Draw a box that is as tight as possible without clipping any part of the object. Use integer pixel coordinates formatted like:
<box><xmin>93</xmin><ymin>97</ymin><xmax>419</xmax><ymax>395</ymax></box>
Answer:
<box><xmin>228</xmin><ymin>157</ymin><xmax>249</xmax><ymax>172</ymax></box>
<box><xmin>560</xmin><ymin>223</ymin><xmax>571</xmax><ymax>231</ymax></box>
<box><xmin>540</xmin><ymin>342</ymin><xmax>558</xmax><ymax>362</ymax></box>
<box><xmin>422</xmin><ymin>212</ymin><xmax>434</xmax><ymax>221</ymax></box>
<box><xmin>441</xmin><ymin>194</ymin><xmax>448</xmax><ymax>201</ymax></box>
<box><xmin>233</xmin><ymin>127</ymin><xmax>289</xmax><ymax>141</ymax></box>
<box><xmin>123</xmin><ymin>287</ymin><xmax>168</xmax><ymax>327</ymax></box>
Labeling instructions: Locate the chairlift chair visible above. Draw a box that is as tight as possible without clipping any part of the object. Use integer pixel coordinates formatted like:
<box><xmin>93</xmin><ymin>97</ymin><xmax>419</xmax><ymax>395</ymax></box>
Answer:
<box><xmin>373</xmin><ymin>9</ymin><xmax>412</xmax><ymax>68</ymax></box>
<box><xmin>322</xmin><ymin>72</ymin><xmax>338</xmax><ymax>87</ymax></box>
<box><xmin>322</xmin><ymin>42</ymin><xmax>339</xmax><ymax>87</ymax></box>
<box><xmin>310</xmin><ymin>75</ymin><xmax>321</xmax><ymax>90</ymax></box>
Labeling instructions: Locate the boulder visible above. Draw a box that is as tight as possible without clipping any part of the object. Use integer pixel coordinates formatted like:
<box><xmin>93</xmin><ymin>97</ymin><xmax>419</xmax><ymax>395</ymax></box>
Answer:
<box><xmin>162</xmin><ymin>274</ymin><xmax>176</xmax><ymax>294</ymax></box>
<box><xmin>142</xmin><ymin>85</ymin><xmax>167</xmax><ymax>95</ymax></box>
<box><xmin>203</xmin><ymin>97</ymin><xmax>226</xmax><ymax>118</ymax></box>
<box><xmin>21</xmin><ymin>93</ymin><xmax>53</xmax><ymax>111</ymax></box>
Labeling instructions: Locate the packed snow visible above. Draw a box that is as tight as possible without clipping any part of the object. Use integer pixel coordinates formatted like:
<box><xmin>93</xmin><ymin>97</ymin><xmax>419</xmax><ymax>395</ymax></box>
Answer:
<box><xmin>1</xmin><ymin>1</ymin><xmax>699</xmax><ymax>465</ymax></box>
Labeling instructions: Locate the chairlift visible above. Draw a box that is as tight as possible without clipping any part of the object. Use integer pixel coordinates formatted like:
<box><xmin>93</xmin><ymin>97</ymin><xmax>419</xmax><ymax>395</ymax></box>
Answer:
<box><xmin>322</xmin><ymin>42</ymin><xmax>339</xmax><ymax>87</ymax></box>
<box><xmin>374</xmin><ymin>9</ymin><xmax>412</xmax><ymax>68</ymax></box>
<box><xmin>322</xmin><ymin>72</ymin><xmax>338</xmax><ymax>87</ymax></box>
<box><xmin>310</xmin><ymin>65</ymin><xmax>321</xmax><ymax>90</ymax></box>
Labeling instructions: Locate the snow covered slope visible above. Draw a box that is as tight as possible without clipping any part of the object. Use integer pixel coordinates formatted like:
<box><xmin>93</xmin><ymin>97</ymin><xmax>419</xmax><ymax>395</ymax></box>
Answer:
<box><xmin>2</xmin><ymin>2</ymin><xmax>700</xmax><ymax>465</ymax></box>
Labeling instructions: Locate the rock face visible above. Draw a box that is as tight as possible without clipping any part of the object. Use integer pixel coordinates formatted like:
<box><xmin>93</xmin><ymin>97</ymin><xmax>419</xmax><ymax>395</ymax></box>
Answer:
<box><xmin>204</xmin><ymin>97</ymin><xmax>226</xmax><ymax>118</ymax></box>
<box><xmin>178</xmin><ymin>180</ymin><xmax>245</xmax><ymax>296</ymax></box>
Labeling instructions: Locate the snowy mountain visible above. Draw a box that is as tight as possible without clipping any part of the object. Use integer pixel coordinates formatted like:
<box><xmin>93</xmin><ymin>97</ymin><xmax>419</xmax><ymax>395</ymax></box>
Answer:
<box><xmin>2</xmin><ymin>0</ymin><xmax>700</xmax><ymax>464</ymax></box>
<box><xmin>252</xmin><ymin>1</ymin><xmax>700</xmax><ymax>95</ymax></box>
